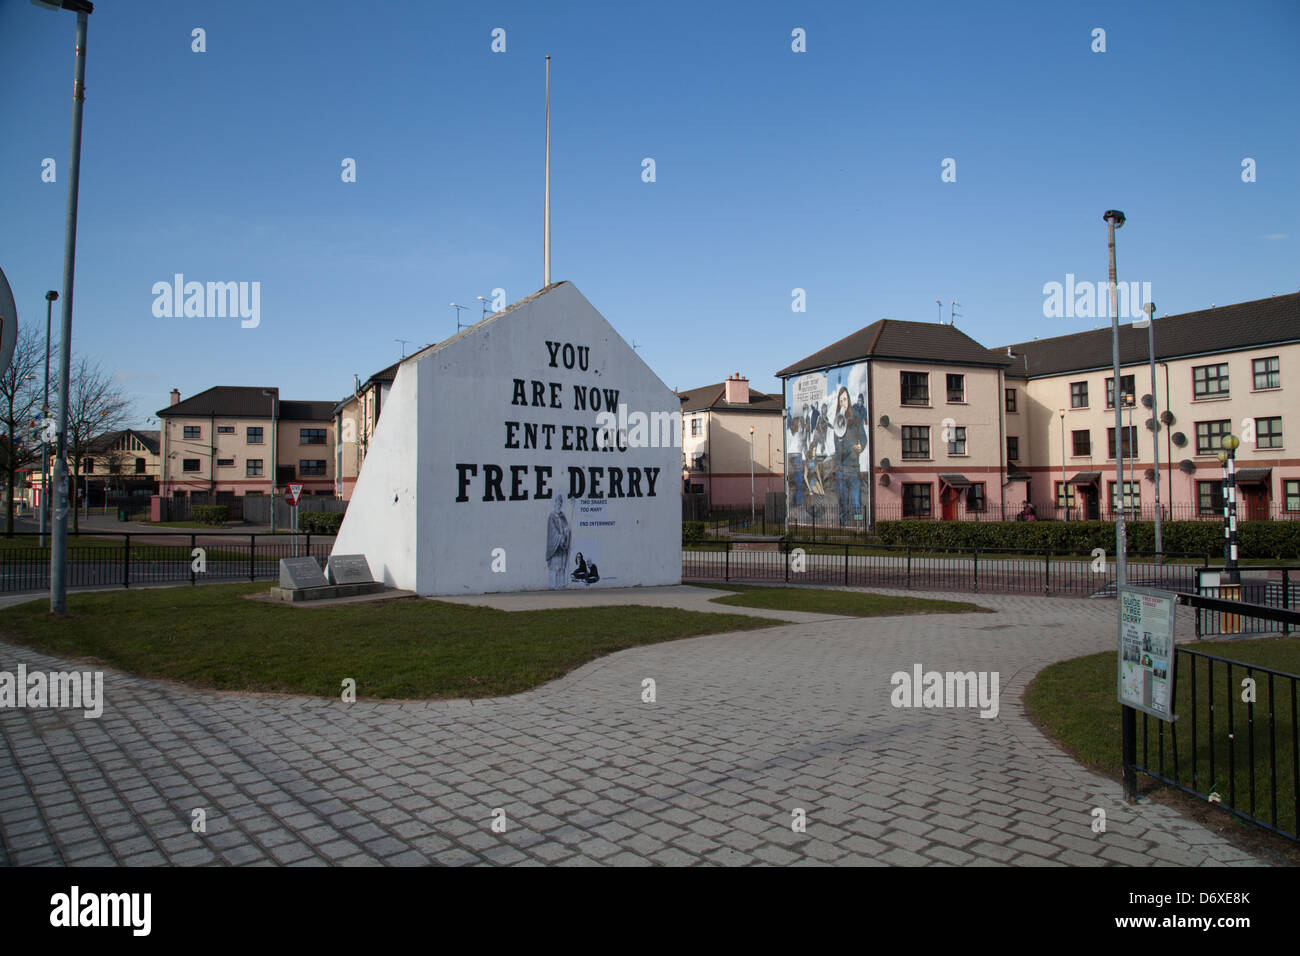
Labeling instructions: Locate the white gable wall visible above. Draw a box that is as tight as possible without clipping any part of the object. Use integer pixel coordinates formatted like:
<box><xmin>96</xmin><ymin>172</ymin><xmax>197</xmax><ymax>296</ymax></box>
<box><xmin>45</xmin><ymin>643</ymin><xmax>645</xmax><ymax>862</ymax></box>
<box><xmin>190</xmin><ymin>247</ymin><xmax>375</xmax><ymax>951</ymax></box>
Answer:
<box><xmin>335</xmin><ymin>283</ymin><xmax>681</xmax><ymax>596</ymax></box>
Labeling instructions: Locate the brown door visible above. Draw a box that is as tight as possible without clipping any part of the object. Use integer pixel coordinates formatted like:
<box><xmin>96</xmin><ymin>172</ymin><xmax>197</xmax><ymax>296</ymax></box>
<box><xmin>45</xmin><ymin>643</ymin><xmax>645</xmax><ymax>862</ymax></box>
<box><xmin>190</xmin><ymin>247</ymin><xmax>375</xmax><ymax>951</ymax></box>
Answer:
<box><xmin>1241</xmin><ymin>486</ymin><xmax>1268</xmax><ymax>521</ymax></box>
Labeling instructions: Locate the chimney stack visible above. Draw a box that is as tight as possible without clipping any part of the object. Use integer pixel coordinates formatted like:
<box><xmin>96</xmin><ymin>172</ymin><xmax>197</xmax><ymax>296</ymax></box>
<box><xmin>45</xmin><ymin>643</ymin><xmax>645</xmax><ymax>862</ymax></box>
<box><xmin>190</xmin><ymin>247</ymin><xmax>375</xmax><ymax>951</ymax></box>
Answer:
<box><xmin>170</xmin><ymin>388</ymin><xmax>180</xmax><ymax>406</ymax></box>
<box><xmin>724</xmin><ymin>374</ymin><xmax>750</xmax><ymax>405</ymax></box>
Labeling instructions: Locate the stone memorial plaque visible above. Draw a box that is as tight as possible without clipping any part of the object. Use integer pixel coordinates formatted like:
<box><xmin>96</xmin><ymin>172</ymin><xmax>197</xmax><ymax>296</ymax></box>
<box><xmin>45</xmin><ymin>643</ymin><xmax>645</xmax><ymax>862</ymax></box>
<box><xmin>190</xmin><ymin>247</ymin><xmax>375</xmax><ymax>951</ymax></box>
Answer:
<box><xmin>280</xmin><ymin>556</ymin><xmax>328</xmax><ymax>590</ymax></box>
<box><xmin>328</xmin><ymin>554</ymin><xmax>374</xmax><ymax>586</ymax></box>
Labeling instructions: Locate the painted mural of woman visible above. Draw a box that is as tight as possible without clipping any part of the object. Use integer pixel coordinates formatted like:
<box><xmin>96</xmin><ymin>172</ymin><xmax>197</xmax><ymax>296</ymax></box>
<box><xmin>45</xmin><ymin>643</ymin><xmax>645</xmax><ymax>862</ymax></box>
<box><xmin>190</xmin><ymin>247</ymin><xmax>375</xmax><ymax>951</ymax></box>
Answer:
<box><xmin>545</xmin><ymin>494</ymin><xmax>571</xmax><ymax>588</ymax></box>
<box><xmin>831</xmin><ymin>386</ymin><xmax>865</xmax><ymax>527</ymax></box>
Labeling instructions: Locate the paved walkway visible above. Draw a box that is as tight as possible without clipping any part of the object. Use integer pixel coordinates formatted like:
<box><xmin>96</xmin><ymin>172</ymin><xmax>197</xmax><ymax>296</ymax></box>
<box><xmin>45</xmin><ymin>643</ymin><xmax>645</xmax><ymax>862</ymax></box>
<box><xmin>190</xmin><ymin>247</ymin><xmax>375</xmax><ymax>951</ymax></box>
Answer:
<box><xmin>0</xmin><ymin>585</ymin><xmax>1266</xmax><ymax>866</ymax></box>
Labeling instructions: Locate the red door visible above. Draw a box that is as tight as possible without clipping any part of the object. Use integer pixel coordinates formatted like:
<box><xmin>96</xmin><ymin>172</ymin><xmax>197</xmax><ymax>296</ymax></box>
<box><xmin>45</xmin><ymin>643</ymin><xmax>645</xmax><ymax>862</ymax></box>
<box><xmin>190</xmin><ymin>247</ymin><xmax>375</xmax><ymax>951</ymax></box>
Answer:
<box><xmin>941</xmin><ymin>486</ymin><xmax>957</xmax><ymax>520</ymax></box>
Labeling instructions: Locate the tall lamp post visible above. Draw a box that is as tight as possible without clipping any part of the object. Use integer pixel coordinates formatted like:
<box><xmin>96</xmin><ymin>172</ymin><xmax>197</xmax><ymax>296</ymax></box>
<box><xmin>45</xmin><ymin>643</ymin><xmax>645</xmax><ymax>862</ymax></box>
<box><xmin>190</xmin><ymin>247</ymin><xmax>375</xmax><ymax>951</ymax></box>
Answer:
<box><xmin>36</xmin><ymin>0</ymin><xmax>94</xmax><ymax>614</ymax></box>
<box><xmin>40</xmin><ymin>290</ymin><xmax>57</xmax><ymax>546</ymax></box>
<box><xmin>1059</xmin><ymin>408</ymin><xmax>1067</xmax><ymax>520</ymax></box>
<box><xmin>1134</xmin><ymin>301</ymin><xmax>1163</xmax><ymax>555</ymax></box>
<box><xmin>749</xmin><ymin>425</ymin><xmax>756</xmax><ymax>526</ymax></box>
<box><xmin>262</xmin><ymin>389</ymin><xmax>278</xmax><ymax>531</ymax></box>
<box><xmin>1104</xmin><ymin>208</ymin><xmax>1139</xmax><ymax>803</ymax></box>
<box><xmin>1123</xmin><ymin>392</ymin><xmax>1136</xmax><ymax>522</ymax></box>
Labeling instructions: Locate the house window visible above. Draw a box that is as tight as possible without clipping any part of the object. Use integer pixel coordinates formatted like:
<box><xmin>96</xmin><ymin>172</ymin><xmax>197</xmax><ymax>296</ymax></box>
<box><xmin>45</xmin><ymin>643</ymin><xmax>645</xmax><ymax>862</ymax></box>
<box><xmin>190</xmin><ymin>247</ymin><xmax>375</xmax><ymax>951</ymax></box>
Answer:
<box><xmin>1198</xmin><ymin>480</ymin><xmax>1224</xmax><ymax>515</ymax></box>
<box><xmin>1109</xmin><ymin>481</ymin><xmax>1141</xmax><ymax>511</ymax></box>
<box><xmin>1072</xmin><ymin>430</ymin><xmax>1091</xmax><ymax>456</ymax></box>
<box><xmin>183</xmin><ymin>425</ymin><xmax>201</xmax><ymax>440</ymax></box>
<box><xmin>901</xmin><ymin>425</ymin><xmax>930</xmax><ymax>459</ymax></box>
<box><xmin>1107</xmin><ymin>426</ymin><xmax>1137</xmax><ymax>459</ymax></box>
<box><xmin>217</xmin><ymin>425</ymin><xmax>235</xmax><ymax>434</ymax></box>
<box><xmin>182</xmin><ymin>459</ymin><xmax>200</xmax><ymax>472</ymax></box>
<box><xmin>900</xmin><ymin>372</ymin><xmax>929</xmax><ymax>406</ymax></box>
<box><xmin>1192</xmin><ymin>363</ymin><xmax>1230</xmax><ymax>399</ymax></box>
<box><xmin>966</xmin><ymin>483</ymin><xmax>986</xmax><ymax>512</ymax></box>
<box><xmin>246</xmin><ymin>459</ymin><xmax>264</xmax><ymax>477</ymax></box>
<box><xmin>1055</xmin><ymin>482</ymin><xmax>1076</xmax><ymax>508</ymax></box>
<box><xmin>246</xmin><ymin>427</ymin><xmax>264</xmax><ymax>444</ymax></box>
<box><xmin>1285</xmin><ymin>480</ymin><xmax>1300</xmax><ymax>512</ymax></box>
<box><xmin>134</xmin><ymin>458</ymin><xmax>146</xmax><ymax>474</ymax></box>
<box><xmin>300</xmin><ymin>428</ymin><xmax>327</xmax><ymax>445</ymax></box>
<box><xmin>108</xmin><ymin>460</ymin><xmax>121</xmax><ymax>474</ymax></box>
<box><xmin>1005</xmin><ymin>388</ymin><xmax>1017</xmax><ymax>413</ymax></box>
<box><xmin>1195</xmin><ymin>420</ymin><xmax>1232</xmax><ymax>455</ymax></box>
<box><xmin>1256</xmin><ymin>417</ymin><xmax>1282</xmax><ymax>449</ymax></box>
<box><xmin>82</xmin><ymin>458</ymin><xmax>94</xmax><ymax>473</ymax></box>
<box><xmin>902</xmin><ymin>483</ymin><xmax>931</xmax><ymax>517</ymax></box>
<box><xmin>300</xmin><ymin>460</ymin><xmax>327</xmax><ymax>476</ymax></box>
<box><xmin>1253</xmin><ymin>356</ymin><xmax>1280</xmax><ymax>390</ymax></box>
<box><xmin>216</xmin><ymin>458</ymin><xmax>235</xmax><ymax>468</ymax></box>
<box><xmin>1006</xmin><ymin>436</ymin><xmax>1019</xmax><ymax>461</ymax></box>
<box><xmin>1070</xmin><ymin>381</ymin><xmax>1089</xmax><ymax>408</ymax></box>
<box><xmin>947</xmin><ymin>426</ymin><xmax>967</xmax><ymax>456</ymax></box>
<box><xmin>690</xmin><ymin>418</ymin><xmax>701</xmax><ymax>437</ymax></box>
<box><xmin>946</xmin><ymin>374</ymin><xmax>965</xmax><ymax>403</ymax></box>
<box><xmin>1105</xmin><ymin>375</ymin><xmax>1136</xmax><ymax>409</ymax></box>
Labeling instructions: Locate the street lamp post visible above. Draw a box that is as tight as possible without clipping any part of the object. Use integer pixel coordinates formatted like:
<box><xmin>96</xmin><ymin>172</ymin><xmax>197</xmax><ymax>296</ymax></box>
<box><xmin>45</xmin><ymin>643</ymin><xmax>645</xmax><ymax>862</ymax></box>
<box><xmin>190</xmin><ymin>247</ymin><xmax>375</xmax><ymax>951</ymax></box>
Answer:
<box><xmin>1104</xmin><ymin>208</ymin><xmax>1138</xmax><ymax>803</ymax></box>
<box><xmin>262</xmin><ymin>389</ymin><xmax>278</xmax><ymax>532</ymax></box>
<box><xmin>36</xmin><ymin>0</ymin><xmax>95</xmax><ymax>614</ymax></box>
<box><xmin>1138</xmin><ymin>301</ymin><xmax>1163</xmax><ymax>555</ymax></box>
<box><xmin>40</xmin><ymin>290</ymin><xmax>57</xmax><ymax>547</ymax></box>
<box><xmin>1059</xmin><ymin>408</ymin><xmax>1067</xmax><ymax>521</ymax></box>
<box><xmin>749</xmin><ymin>425</ymin><xmax>756</xmax><ymax>526</ymax></box>
<box><xmin>1104</xmin><ymin>210</ymin><xmax>1128</xmax><ymax>586</ymax></box>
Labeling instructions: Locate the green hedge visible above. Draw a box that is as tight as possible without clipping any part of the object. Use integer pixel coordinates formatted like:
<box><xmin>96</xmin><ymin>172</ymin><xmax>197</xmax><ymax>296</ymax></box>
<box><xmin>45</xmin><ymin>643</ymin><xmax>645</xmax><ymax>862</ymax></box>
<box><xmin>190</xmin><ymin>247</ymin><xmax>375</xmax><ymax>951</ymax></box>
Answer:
<box><xmin>192</xmin><ymin>505</ymin><xmax>228</xmax><ymax>525</ymax></box>
<box><xmin>298</xmin><ymin>511</ymin><xmax>344</xmax><ymax>534</ymax></box>
<box><xmin>871</xmin><ymin>520</ymin><xmax>1300</xmax><ymax>559</ymax></box>
<box><xmin>682</xmin><ymin>521</ymin><xmax>706</xmax><ymax>543</ymax></box>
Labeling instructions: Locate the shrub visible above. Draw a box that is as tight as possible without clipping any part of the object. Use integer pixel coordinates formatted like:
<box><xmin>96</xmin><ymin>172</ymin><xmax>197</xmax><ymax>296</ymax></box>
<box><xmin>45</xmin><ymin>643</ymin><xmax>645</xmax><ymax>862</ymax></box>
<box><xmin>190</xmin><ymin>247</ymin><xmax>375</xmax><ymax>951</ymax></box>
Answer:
<box><xmin>682</xmin><ymin>521</ymin><xmax>706</xmax><ymax>544</ymax></box>
<box><xmin>192</xmin><ymin>505</ymin><xmax>228</xmax><ymax>525</ymax></box>
<box><xmin>298</xmin><ymin>511</ymin><xmax>344</xmax><ymax>534</ymax></box>
<box><xmin>870</xmin><ymin>520</ymin><xmax>1300</xmax><ymax>558</ymax></box>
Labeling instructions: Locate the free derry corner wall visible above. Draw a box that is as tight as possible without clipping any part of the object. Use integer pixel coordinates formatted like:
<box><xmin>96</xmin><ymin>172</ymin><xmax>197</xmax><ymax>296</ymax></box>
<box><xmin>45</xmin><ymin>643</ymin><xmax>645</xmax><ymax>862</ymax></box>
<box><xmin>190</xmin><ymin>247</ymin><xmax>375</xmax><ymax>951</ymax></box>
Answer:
<box><xmin>330</xmin><ymin>282</ymin><xmax>683</xmax><ymax>596</ymax></box>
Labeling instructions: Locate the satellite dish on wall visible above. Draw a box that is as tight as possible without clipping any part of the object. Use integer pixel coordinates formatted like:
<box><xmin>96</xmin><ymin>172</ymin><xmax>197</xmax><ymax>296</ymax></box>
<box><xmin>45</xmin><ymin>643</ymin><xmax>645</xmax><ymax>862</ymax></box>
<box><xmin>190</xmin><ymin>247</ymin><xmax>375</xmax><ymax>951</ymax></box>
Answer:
<box><xmin>1179</xmin><ymin>459</ymin><xmax>1195</xmax><ymax>474</ymax></box>
<box><xmin>878</xmin><ymin>415</ymin><xmax>890</xmax><ymax>428</ymax></box>
<box><xmin>1145</xmin><ymin>417</ymin><xmax>1156</xmax><ymax>432</ymax></box>
<box><xmin>1140</xmin><ymin>394</ymin><xmax>1153</xmax><ymax>409</ymax></box>
<box><xmin>879</xmin><ymin>458</ymin><xmax>891</xmax><ymax>470</ymax></box>
<box><xmin>1171</xmin><ymin>432</ymin><xmax>1187</xmax><ymax>447</ymax></box>
<box><xmin>1160</xmin><ymin>410</ymin><xmax>1174</xmax><ymax>425</ymax></box>
<box><xmin>879</xmin><ymin>474</ymin><xmax>891</xmax><ymax>487</ymax></box>
<box><xmin>1144</xmin><ymin>468</ymin><xmax>1155</xmax><ymax>481</ymax></box>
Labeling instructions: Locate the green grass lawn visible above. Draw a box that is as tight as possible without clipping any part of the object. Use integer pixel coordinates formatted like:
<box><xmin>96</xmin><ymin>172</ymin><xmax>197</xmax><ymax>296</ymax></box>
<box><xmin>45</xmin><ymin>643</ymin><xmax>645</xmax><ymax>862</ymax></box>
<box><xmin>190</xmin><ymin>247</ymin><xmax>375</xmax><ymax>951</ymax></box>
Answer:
<box><xmin>0</xmin><ymin>582</ymin><xmax>778</xmax><ymax>700</ymax></box>
<box><xmin>1027</xmin><ymin>638</ymin><xmax>1300</xmax><ymax>839</ymax></box>
<box><xmin>694</xmin><ymin>583</ymin><xmax>989</xmax><ymax>617</ymax></box>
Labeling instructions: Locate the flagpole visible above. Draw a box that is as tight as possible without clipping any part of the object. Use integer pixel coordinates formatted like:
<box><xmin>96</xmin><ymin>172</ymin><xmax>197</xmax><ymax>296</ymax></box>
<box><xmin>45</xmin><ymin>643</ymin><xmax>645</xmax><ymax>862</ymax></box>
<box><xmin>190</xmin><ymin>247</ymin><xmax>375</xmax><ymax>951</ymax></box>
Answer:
<box><xmin>544</xmin><ymin>55</ymin><xmax>551</xmax><ymax>287</ymax></box>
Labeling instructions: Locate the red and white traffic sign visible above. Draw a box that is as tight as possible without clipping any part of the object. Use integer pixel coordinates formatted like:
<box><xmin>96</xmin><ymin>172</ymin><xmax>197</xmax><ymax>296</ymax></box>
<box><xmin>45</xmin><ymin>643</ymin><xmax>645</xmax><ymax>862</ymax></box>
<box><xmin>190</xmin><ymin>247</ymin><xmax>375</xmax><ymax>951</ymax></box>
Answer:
<box><xmin>285</xmin><ymin>483</ymin><xmax>303</xmax><ymax>506</ymax></box>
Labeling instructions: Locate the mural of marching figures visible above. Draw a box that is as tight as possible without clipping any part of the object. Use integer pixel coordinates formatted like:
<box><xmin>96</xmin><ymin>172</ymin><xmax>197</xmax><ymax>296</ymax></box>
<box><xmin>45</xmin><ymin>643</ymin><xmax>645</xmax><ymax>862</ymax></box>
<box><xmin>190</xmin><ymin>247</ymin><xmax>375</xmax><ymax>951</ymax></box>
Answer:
<box><xmin>784</xmin><ymin>362</ymin><xmax>870</xmax><ymax>530</ymax></box>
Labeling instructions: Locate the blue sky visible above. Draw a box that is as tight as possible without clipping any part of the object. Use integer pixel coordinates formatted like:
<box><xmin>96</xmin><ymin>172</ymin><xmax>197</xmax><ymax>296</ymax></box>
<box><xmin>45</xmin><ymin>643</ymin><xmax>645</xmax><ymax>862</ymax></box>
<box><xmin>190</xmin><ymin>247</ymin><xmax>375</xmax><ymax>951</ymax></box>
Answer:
<box><xmin>3</xmin><ymin>0</ymin><xmax>1296</xmax><ymax>423</ymax></box>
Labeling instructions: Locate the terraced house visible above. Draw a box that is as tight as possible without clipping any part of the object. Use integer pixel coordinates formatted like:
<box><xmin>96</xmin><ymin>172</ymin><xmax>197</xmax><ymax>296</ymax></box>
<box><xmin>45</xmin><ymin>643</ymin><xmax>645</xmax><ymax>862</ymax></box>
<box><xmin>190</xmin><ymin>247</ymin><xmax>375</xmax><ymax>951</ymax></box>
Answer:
<box><xmin>157</xmin><ymin>387</ymin><xmax>337</xmax><ymax>502</ymax></box>
<box><xmin>1004</xmin><ymin>292</ymin><xmax>1300</xmax><ymax>522</ymax></box>
<box><xmin>777</xmin><ymin>291</ymin><xmax>1299</xmax><ymax>527</ymax></box>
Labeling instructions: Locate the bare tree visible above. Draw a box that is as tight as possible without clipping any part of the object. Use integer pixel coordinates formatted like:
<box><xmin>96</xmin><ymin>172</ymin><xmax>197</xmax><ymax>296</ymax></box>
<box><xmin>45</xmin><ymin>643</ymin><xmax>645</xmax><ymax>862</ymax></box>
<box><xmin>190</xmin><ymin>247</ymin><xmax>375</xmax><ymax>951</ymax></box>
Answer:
<box><xmin>57</xmin><ymin>357</ymin><xmax>129</xmax><ymax>533</ymax></box>
<box><xmin>0</xmin><ymin>328</ymin><xmax>44</xmax><ymax>536</ymax></box>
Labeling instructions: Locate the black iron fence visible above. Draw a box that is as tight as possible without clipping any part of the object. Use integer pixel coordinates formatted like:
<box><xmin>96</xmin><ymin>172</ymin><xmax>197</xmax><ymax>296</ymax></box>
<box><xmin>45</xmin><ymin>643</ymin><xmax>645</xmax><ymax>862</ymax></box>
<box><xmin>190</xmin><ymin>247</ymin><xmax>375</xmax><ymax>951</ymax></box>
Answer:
<box><xmin>1133</xmin><ymin>593</ymin><xmax>1300</xmax><ymax>843</ymax></box>
<box><xmin>0</xmin><ymin>532</ymin><xmax>334</xmax><ymax>593</ymax></box>
<box><xmin>682</xmin><ymin>540</ymin><xmax>1212</xmax><ymax>597</ymax></box>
